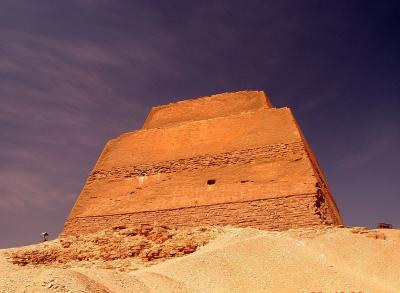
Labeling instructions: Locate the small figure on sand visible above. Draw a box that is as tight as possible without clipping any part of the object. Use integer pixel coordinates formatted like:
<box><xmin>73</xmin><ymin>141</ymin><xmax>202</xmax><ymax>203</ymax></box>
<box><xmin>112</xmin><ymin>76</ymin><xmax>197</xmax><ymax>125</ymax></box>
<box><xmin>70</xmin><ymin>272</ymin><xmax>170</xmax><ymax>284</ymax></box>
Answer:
<box><xmin>41</xmin><ymin>232</ymin><xmax>49</xmax><ymax>242</ymax></box>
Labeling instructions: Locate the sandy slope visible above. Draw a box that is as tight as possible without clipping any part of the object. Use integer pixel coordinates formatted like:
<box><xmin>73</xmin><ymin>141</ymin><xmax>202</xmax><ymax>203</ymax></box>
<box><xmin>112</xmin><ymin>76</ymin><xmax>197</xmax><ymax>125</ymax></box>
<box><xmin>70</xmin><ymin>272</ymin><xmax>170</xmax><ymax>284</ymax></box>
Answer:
<box><xmin>1</xmin><ymin>227</ymin><xmax>399</xmax><ymax>293</ymax></box>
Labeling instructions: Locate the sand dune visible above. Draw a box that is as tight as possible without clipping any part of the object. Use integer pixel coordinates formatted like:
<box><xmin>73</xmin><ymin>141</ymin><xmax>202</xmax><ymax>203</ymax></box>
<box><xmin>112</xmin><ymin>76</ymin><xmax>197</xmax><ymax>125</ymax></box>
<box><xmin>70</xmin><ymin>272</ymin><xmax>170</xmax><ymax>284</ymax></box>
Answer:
<box><xmin>1</xmin><ymin>227</ymin><xmax>399</xmax><ymax>292</ymax></box>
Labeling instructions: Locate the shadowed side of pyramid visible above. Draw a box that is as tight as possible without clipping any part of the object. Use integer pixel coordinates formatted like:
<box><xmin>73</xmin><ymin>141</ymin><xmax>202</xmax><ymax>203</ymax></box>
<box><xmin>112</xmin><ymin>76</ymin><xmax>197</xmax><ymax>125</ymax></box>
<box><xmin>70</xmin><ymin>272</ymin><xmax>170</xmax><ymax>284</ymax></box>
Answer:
<box><xmin>62</xmin><ymin>90</ymin><xmax>343</xmax><ymax>236</ymax></box>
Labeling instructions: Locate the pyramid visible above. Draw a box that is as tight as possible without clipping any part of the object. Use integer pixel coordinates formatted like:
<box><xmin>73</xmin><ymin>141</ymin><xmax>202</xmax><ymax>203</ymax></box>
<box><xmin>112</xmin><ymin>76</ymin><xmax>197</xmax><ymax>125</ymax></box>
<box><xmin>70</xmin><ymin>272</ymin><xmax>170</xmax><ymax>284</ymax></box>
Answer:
<box><xmin>62</xmin><ymin>91</ymin><xmax>343</xmax><ymax>235</ymax></box>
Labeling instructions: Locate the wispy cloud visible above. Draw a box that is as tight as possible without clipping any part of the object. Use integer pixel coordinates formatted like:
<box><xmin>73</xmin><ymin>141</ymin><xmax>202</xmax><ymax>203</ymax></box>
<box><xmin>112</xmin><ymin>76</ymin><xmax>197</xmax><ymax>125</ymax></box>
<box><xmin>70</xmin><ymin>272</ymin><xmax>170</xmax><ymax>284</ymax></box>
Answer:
<box><xmin>338</xmin><ymin>134</ymin><xmax>398</xmax><ymax>169</ymax></box>
<box><xmin>1</xmin><ymin>0</ymin><xmax>399</xmax><ymax>247</ymax></box>
<box><xmin>0</xmin><ymin>29</ymin><xmax>158</xmax><ymax>213</ymax></box>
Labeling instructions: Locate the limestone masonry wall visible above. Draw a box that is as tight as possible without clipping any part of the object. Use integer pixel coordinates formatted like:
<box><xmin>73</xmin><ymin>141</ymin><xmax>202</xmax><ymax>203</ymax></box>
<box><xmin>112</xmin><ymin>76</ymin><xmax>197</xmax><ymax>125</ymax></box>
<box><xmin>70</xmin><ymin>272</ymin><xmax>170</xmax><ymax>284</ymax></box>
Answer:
<box><xmin>63</xmin><ymin>192</ymin><xmax>335</xmax><ymax>235</ymax></box>
<box><xmin>67</xmin><ymin>142</ymin><xmax>317</xmax><ymax>218</ymax></box>
<box><xmin>88</xmin><ymin>141</ymin><xmax>305</xmax><ymax>182</ymax></box>
<box><xmin>63</xmin><ymin>91</ymin><xmax>343</xmax><ymax>236</ymax></box>
<box><xmin>143</xmin><ymin>90</ymin><xmax>272</xmax><ymax>129</ymax></box>
<box><xmin>93</xmin><ymin>106</ymin><xmax>301</xmax><ymax>169</ymax></box>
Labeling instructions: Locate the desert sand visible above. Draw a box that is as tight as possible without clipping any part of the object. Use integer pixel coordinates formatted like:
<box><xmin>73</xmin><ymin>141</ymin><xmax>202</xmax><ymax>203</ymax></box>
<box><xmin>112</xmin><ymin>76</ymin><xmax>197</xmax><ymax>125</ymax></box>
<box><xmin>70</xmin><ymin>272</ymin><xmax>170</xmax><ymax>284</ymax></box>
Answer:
<box><xmin>1</xmin><ymin>226</ymin><xmax>399</xmax><ymax>292</ymax></box>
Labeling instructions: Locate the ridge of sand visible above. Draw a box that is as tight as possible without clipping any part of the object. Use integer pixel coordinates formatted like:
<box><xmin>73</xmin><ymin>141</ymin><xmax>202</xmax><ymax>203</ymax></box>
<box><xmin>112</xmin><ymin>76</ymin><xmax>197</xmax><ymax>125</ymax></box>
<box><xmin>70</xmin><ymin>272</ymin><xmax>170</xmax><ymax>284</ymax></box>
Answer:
<box><xmin>1</xmin><ymin>227</ymin><xmax>399</xmax><ymax>292</ymax></box>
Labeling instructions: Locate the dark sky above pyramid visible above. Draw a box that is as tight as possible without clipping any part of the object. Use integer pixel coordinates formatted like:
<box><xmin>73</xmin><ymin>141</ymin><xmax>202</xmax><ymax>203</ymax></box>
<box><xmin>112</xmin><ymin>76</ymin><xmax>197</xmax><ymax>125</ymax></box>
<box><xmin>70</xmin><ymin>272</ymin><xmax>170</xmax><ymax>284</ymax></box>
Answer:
<box><xmin>0</xmin><ymin>0</ymin><xmax>399</xmax><ymax>248</ymax></box>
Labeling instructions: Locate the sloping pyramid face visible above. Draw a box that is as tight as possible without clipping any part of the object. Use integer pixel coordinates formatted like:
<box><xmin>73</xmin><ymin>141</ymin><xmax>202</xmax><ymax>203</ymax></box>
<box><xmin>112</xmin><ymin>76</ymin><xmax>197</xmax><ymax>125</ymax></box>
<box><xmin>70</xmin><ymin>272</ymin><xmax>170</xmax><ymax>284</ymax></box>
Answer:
<box><xmin>63</xmin><ymin>91</ymin><xmax>343</xmax><ymax>236</ymax></box>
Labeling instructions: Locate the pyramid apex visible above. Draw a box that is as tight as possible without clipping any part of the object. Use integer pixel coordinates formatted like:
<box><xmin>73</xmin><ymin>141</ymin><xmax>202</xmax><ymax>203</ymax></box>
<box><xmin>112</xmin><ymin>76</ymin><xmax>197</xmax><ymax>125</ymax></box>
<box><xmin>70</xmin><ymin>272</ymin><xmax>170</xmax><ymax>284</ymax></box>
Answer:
<box><xmin>143</xmin><ymin>90</ymin><xmax>272</xmax><ymax>129</ymax></box>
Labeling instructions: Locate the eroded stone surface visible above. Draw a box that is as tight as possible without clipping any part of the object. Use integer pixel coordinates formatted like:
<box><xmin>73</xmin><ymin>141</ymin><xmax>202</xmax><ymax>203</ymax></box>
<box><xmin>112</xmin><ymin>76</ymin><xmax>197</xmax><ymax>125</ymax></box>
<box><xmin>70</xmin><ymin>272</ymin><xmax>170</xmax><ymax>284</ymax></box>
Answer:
<box><xmin>143</xmin><ymin>90</ymin><xmax>272</xmax><ymax>129</ymax></box>
<box><xmin>63</xmin><ymin>90</ymin><xmax>343</xmax><ymax>236</ymax></box>
<box><xmin>7</xmin><ymin>225</ymin><xmax>219</xmax><ymax>266</ymax></box>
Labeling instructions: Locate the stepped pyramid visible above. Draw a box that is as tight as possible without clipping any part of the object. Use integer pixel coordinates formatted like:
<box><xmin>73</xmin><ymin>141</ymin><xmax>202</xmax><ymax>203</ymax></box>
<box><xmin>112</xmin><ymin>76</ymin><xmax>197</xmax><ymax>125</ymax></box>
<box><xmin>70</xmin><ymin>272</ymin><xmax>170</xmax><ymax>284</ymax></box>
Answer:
<box><xmin>63</xmin><ymin>91</ymin><xmax>343</xmax><ymax>235</ymax></box>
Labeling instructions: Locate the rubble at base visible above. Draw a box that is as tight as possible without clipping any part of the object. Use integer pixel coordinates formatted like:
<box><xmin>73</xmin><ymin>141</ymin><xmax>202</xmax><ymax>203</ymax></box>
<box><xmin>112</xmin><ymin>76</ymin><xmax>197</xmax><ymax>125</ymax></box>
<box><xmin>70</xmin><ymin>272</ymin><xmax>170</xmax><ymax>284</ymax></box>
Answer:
<box><xmin>6</xmin><ymin>225</ymin><xmax>221</xmax><ymax>267</ymax></box>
